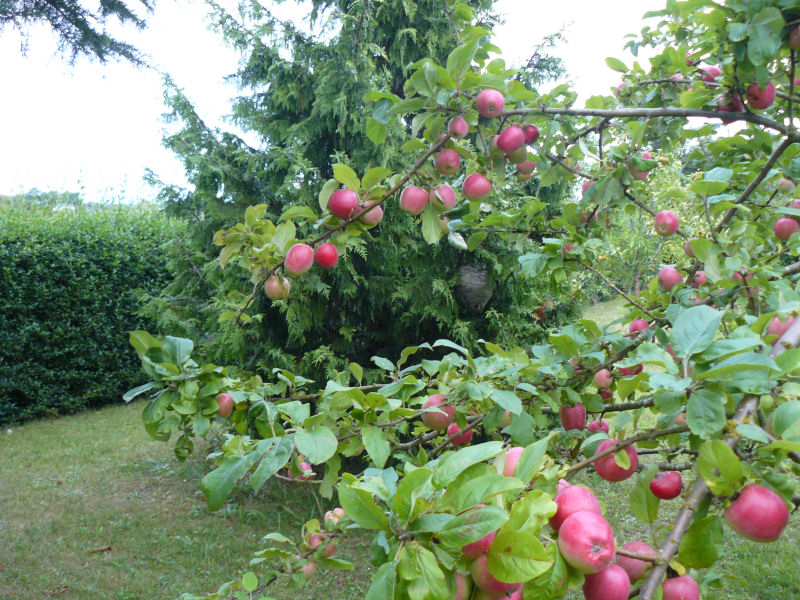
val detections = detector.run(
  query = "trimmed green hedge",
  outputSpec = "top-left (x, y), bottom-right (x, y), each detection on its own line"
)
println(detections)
top-left (0, 203), bottom-right (178, 423)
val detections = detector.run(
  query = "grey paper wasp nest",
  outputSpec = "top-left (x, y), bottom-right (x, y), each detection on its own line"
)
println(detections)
top-left (456, 264), bottom-right (494, 314)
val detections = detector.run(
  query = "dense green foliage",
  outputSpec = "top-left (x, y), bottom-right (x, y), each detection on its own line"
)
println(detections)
top-left (142, 0), bottom-right (574, 383)
top-left (0, 0), bottom-right (152, 63)
top-left (0, 203), bottom-right (177, 423)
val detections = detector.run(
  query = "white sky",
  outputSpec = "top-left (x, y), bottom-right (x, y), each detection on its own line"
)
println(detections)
top-left (0, 0), bottom-right (664, 202)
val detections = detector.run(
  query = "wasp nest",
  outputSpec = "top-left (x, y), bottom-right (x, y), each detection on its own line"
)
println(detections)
top-left (456, 264), bottom-right (494, 314)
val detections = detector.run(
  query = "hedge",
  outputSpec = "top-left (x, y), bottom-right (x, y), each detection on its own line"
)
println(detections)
top-left (0, 202), bottom-right (179, 423)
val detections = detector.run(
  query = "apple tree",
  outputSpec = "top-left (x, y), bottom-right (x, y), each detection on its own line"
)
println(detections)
top-left (128, 1), bottom-right (800, 599)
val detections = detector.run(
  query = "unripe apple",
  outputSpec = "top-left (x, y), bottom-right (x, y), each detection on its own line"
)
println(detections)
top-left (594, 439), bottom-right (638, 482)
top-left (630, 319), bottom-right (649, 334)
top-left (447, 115), bottom-right (469, 139)
top-left (587, 419), bottom-right (609, 434)
top-left (618, 364), bottom-right (643, 376)
top-left (774, 217), bottom-right (799, 240)
top-left (593, 369), bottom-right (612, 389)
top-left (215, 392), bottom-right (234, 418)
top-left (284, 243), bottom-right (315, 276)
top-left (630, 151), bottom-right (652, 180)
top-left (674, 411), bottom-right (687, 425)
top-left (264, 274), bottom-right (290, 300)
top-left (700, 65), bottom-right (721, 82)
top-left (724, 483), bottom-right (790, 542)
top-left (446, 422), bottom-right (473, 445)
top-left (746, 81), bottom-right (776, 110)
top-left (300, 560), bottom-right (317, 579)
top-left (430, 184), bottom-right (457, 211)
top-left (298, 461), bottom-right (313, 480)
top-left (616, 541), bottom-right (655, 582)
top-left (778, 177), bottom-right (796, 194)
top-left (649, 471), bottom-right (682, 499)
top-left (488, 135), bottom-right (504, 159)
top-left (661, 574), bottom-right (700, 600)
top-left (503, 446), bottom-right (525, 477)
top-left (421, 394), bottom-right (455, 430)
top-left (358, 201), bottom-right (384, 226)
top-left (549, 484), bottom-right (602, 531)
top-left (475, 88), bottom-right (505, 118)
top-left (462, 531), bottom-right (496, 558)
top-left (438, 215), bottom-right (450, 233)
top-left (768, 315), bottom-right (795, 340)
top-left (314, 243), bottom-right (339, 268)
top-left (718, 94), bottom-right (745, 123)
top-left (557, 510), bottom-right (616, 573)
top-left (657, 266), bottom-right (683, 290)
top-left (309, 533), bottom-right (324, 549)
top-left (328, 189), bottom-right (359, 219)
top-left (505, 145), bottom-right (528, 164)
top-left (523, 124), bottom-right (540, 144)
top-left (654, 210), bottom-right (679, 235)
top-left (496, 125), bottom-right (525, 153)
top-left (399, 185), bottom-right (429, 215)
top-left (453, 572), bottom-right (471, 600)
top-left (559, 403), bottom-right (587, 431)
top-left (516, 161), bottom-right (537, 175)
top-left (516, 171), bottom-right (532, 182)
top-left (463, 173), bottom-right (492, 201)
top-left (583, 564), bottom-right (630, 600)
top-left (435, 149), bottom-right (461, 175)
top-left (332, 507), bottom-right (345, 520)
top-left (791, 26), bottom-right (800, 50)
top-left (324, 509), bottom-right (339, 525)
top-left (470, 554), bottom-right (520, 596)
top-left (692, 270), bottom-right (707, 288)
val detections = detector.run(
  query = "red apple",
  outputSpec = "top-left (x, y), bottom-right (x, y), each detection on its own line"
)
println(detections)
top-left (462, 531), bottom-right (496, 558)
top-left (658, 266), bottom-right (683, 290)
top-left (718, 94), bottom-right (745, 123)
top-left (475, 89), bottom-right (505, 118)
top-left (561, 242), bottom-right (575, 255)
top-left (447, 116), bottom-right (469, 139)
top-left (661, 574), bottom-right (700, 600)
top-left (300, 560), bottom-right (316, 579)
top-left (523, 125), bottom-right (540, 143)
top-left (463, 173), bottom-right (492, 201)
top-left (328, 189), bottom-right (359, 219)
top-left (724, 483), bottom-right (790, 542)
top-left (557, 510), bottom-right (616, 574)
top-left (516, 161), bottom-right (537, 175)
top-left (599, 389), bottom-right (613, 400)
top-left (496, 125), bottom-right (525, 153)
top-left (649, 471), bottom-right (683, 499)
top-left (616, 541), bottom-right (655, 583)
top-left (358, 201), bottom-right (384, 226)
top-left (447, 422), bottom-right (473, 445)
top-left (503, 446), bottom-right (525, 477)
top-left (431, 184), bottom-right (457, 211)
top-left (594, 440), bottom-right (638, 482)
top-left (264, 275), bottom-right (290, 300)
top-left (768, 315), bottom-right (795, 340)
top-left (630, 152), bottom-right (652, 180)
top-left (309, 533), bottom-right (323, 549)
top-left (684, 238), bottom-right (696, 257)
top-left (593, 369), bottom-right (612, 389)
top-left (314, 243), bottom-right (339, 268)
top-left (654, 210), bottom-right (679, 235)
top-left (583, 564), bottom-right (630, 600)
top-left (560, 403), bottom-right (587, 431)
top-left (629, 319), bottom-right (649, 334)
top-left (616, 83), bottom-right (627, 97)
top-left (588, 419), bottom-right (609, 434)
top-left (469, 554), bottom-right (521, 596)
top-left (435, 149), bottom-right (461, 175)
top-left (618, 364), bottom-right (643, 376)
top-left (746, 81), bottom-right (776, 110)
top-left (215, 392), bottom-right (234, 418)
top-left (774, 217), bottom-right (799, 240)
top-left (284, 243), bottom-right (315, 276)
top-left (700, 65), bottom-right (721, 82)
top-left (421, 394), bottom-right (455, 430)
top-left (778, 178), bottom-right (796, 194)
top-left (399, 185), bottom-right (429, 215)
top-left (453, 572), bottom-right (471, 600)
top-left (549, 484), bottom-right (602, 531)
top-left (691, 271), bottom-right (706, 288)
top-left (298, 461), bottom-right (314, 480)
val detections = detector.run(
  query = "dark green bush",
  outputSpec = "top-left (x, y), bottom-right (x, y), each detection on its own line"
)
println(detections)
top-left (0, 203), bottom-right (178, 423)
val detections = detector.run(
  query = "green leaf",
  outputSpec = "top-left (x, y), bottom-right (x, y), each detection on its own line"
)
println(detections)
top-left (251, 436), bottom-right (294, 491)
top-left (502, 490), bottom-right (557, 537)
top-left (605, 57), bottom-right (628, 72)
top-left (366, 562), bottom-right (396, 600)
top-left (394, 468), bottom-right (433, 522)
top-left (440, 472), bottom-right (524, 513)
top-left (362, 167), bottom-right (392, 190)
top-left (446, 39), bottom-right (479, 80)
top-left (514, 436), bottom-right (551, 483)
top-left (338, 474), bottom-right (390, 530)
top-left (366, 118), bottom-right (387, 145)
top-left (371, 356), bottom-right (395, 371)
top-left (518, 253), bottom-right (547, 278)
top-left (488, 531), bottom-right (552, 583)
top-left (490, 390), bottom-right (522, 415)
top-left (372, 98), bottom-right (393, 125)
top-left (630, 464), bottom-right (660, 523)
top-left (123, 381), bottom-right (156, 402)
top-left (679, 515), bottom-right (723, 568)
top-left (409, 545), bottom-right (449, 600)
top-left (129, 330), bottom-right (162, 356)
top-left (772, 400), bottom-right (800, 438)
top-left (280, 205), bottom-right (317, 222)
top-left (523, 543), bottom-right (570, 599)
top-left (433, 442), bottom-right (505, 488)
top-left (697, 440), bottom-right (743, 496)
top-left (687, 389), bottom-right (727, 439)
top-left (440, 505), bottom-right (509, 548)
top-left (421, 202), bottom-right (444, 245)
top-left (670, 306), bottom-right (722, 358)
top-left (162, 336), bottom-right (194, 364)
top-left (295, 426), bottom-right (338, 464)
top-left (200, 453), bottom-right (259, 511)
top-left (319, 179), bottom-right (338, 211)
top-left (696, 353), bottom-right (779, 381)
top-left (333, 163), bottom-right (360, 193)
top-left (241, 572), bottom-right (258, 592)
top-left (736, 423), bottom-right (769, 444)
top-left (747, 7), bottom-right (785, 66)
top-left (362, 426), bottom-right (391, 469)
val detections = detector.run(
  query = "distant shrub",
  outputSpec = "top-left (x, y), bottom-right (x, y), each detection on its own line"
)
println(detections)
top-left (0, 203), bottom-right (179, 423)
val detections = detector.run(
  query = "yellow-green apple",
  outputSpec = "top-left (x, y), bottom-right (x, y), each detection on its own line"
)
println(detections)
top-left (328, 189), bottom-right (359, 219)
top-left (549, 484), bottom-right (602, 531)
top-left (661, 574), bottom-right (699, 600)
top-left (285, 243), bottom-right (315, 275)
top-left (649, 471), bottom-right (682, 499)
top-left (594, 440), bottom-right (638, 482)
top-left (778, 178), bottom-right (796, 194)
top-left (314, 243), bottom-right (339, 268)
top-left (582, 564), bottom-right (630, 600)
top-left (215, 392), bottom-right (234, 417)
top-left (616, 541), bottom-right (655, 582)
top-left (400, 185), bottom-right (429, 215)
top-left (421, 394), bottom-right (455, 430)
top-left (557, 510), bottom-right (616, 573)
top-left (475, 89), bottom-right (505, 118)
top-left (264, 274), bottom-right (290, 300)
top-left (724, 483), bottom-right (790, 542)
top-left (505, 145), bottom-right (527, 164)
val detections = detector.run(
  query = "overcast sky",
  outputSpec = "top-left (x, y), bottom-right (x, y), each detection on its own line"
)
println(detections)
top-left (0, 0), bottom-right (664, 202)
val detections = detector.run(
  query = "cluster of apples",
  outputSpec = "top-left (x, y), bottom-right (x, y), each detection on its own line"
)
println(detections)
top-left (299, 507), bottom-right (346, 580)
top-left (420, 394), bottom-right (474, 445)
top-left (774, 177), bottom-right (800, 241)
